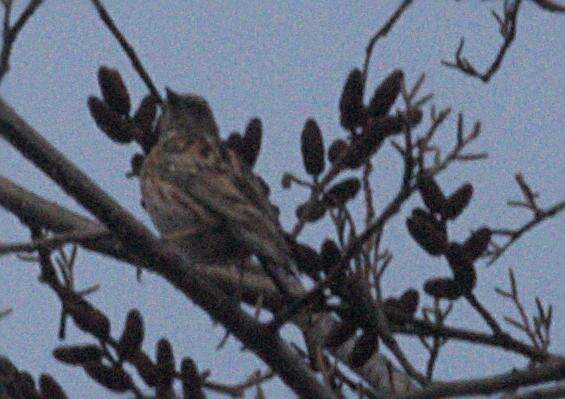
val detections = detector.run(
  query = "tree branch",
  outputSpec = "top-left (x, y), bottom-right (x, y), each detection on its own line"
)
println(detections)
top-left (0, 98), bottom-right (336, 399)
top-left (89, 0), bottom-right (162, 103)
top-left (0, 0), bottom-right (44, 83)
top-left (391, 359), bottom-right (565, 399)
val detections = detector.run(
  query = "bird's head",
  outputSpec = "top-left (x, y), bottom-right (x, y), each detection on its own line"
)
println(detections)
top-left (158, 88), bottom-right (220, 142)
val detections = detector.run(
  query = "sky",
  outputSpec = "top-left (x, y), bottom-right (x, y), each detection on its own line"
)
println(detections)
top-left (0, 1), bottom-right (563, 398)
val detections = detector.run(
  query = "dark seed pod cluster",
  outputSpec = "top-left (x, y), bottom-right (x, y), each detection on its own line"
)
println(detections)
top-left (181, 358), bottom-right (204, 399)
top-left (323, 178), bottom-right (360, 208)
top-left (424, 278), bottom-right (463, 300)
top-left (417, 175), bottom-right (446, 213)
top-left (241, 118), bottom-right (262, 168)
top-left (286, 236), bottom-right (323, 278)
top-left (368, 69), bottom-right (404, 117)
top-left (321, 239), bottom-right (341, 273)
top-left (98, 66), bottom-right (131, 116)
top-left (89, 67), bottom-right (161, 179)
top-left (296, 200), bottom-right (326, 223)
top-left (349, 330), bottom-right (379, 368)
top-left (62, 292), bottom-right (110, 340)
top-left (0, 357), bottom-right (67, 399)
top-left (406, 208), bottom-right (448, 256)
top-left (463, 227), bottom-right (492, 261)
top-left (301, 119), bottom-right (325, 176)
top-left (130, 352), bottom-right (159, 387)
top-left (156, 338), bottom-right (175, 395)
top-left (339, 68), bottom-right (365, 130)
top-left (40, 374), bottom-right (69, 399)
top-left (83, 363), bottom-right (133, 393)
top-left (88, 96), bottom-right (136, 144)
top-left (441, 183), bottom-right (473, 220)
top-left (53, 345), bottom-right (103, 365)
top-left (446, 243), bottom-right (477, 293)
top-left (328, 139), bottom-right (348, 164)
top-left (118, 309), bottom-right (145, 361)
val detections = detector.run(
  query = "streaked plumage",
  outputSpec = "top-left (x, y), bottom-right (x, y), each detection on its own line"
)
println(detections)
top-left (140, 90), bottom-right (293, 274)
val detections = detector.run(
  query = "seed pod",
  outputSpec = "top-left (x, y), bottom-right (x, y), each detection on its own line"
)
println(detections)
top-left (406, 208), bottom-right (448, 256)
top-left (133, 95), bottom-right (157, 136)
top-left (127, 153), bottom-right (145, 178)
top-left (398, 289), bottom-right (419, 315)
top-left (281, 172), bottom-right (292, 189)
top-left (368, 70), bottom-right (403, 117)
top-left (12, 371), bottom-right (40, 399)
top-left (463, 227), bottom-right (492, 261)
top-left (225, 132), bottom-right (244, 158)
top-left (83, 362), bottom-right (132, 393)
top-left (349, 331), bottom-right (379, 368)
top-left (301, 119), bottom-right (325, 176)
top-left (156, 338), bottom-right (175, 390)
top-left (446, 243), bottom-right (477, 293)
top-left (339, 68), bottom-right (365, 130)
top-left (181, 358), bottom-right (204, 399)
top-left (286, 237), bottom-right (322, 276)
top-left (130, 352), bottom-right (159, 387)
top-left (53, 345), bottom-right (103, 365)
top-left (320, 239), bottom-right (341, 273)
top-left (323, 178), bottom-right (360, 207)
top-left (324, 322), bottom-right (357, 348)
top-left (296, 200), bottom-right (326, 223)
top-left (39, 374), bottom-right (68, 399)
top-left (118, 309), bottom-right (144, 360)
top-left (328, 139), bottom-right (348, 164)
top-left (441, 183), bottom-right (473, 220)
top-left (0, 356), bottom-right (17, 385)
top-left (424, 278), bottom-right (463, 300)
top-left (98, 66), bottom-right (131, 116)
top-left (371, 109), bottom-right (423, 138)
top-left (88, 96), bottom-right (134, 144)
top-left (63, 292), bottom-right (110, 340)
top-left (342, 128), bottom-right (385, 168)
top-left (418, 175), bottom-right (446, 213)
top-left (241, 118), bottom-right (262, 168)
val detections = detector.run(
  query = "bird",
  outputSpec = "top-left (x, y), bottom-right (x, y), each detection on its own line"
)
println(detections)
top-left (139, 89), bottom-right (296, 281)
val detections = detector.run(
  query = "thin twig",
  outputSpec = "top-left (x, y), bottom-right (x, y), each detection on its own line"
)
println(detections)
top-left (488, 174), bottom-right (564, 266)
top-left (0, 229), bottom-right (109, 256)
top-left (442, 0), bottom-right (522, 82)
top-left (362, 0), bottom-right (414, 84)
top-left (0, 0), bottom-right (44, 83)
top-left (465, 292), bottom-right (504, 336)
top-left (89, 0), bottom-right (162, 103)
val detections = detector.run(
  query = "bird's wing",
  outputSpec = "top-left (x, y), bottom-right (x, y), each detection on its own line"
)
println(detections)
top-left (161, 144), bottom-right (292, 270)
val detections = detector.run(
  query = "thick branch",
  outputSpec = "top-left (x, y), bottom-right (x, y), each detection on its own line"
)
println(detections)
top-left (0, 98), bottom-right (336, 399)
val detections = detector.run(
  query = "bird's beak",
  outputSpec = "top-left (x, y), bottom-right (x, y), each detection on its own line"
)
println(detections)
top-left (165, 87), bottom-right (181, 107)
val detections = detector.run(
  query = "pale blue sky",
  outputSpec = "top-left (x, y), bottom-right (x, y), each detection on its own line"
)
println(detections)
top-left (0, 2), bottom-right (563, 398)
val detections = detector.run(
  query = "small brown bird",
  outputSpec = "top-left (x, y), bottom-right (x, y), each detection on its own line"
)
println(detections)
top-left (140, 89), bottom-right (295, 278)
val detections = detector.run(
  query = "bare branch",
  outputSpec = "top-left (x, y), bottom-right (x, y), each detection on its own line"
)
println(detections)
top-left (89, 0), bottom-right (162, 103)
top-left (391, 359), bottom-right (565, 399)
top-left (362, 0), bottom-right (414, 85)
top-left (0, 98), bottom-right (337, 399)
top-left (488, 174), bottom-right (564, 265)
top-left (0, 0), bottom-right (44, 83)
top-left (442, 0), bottom-right (522, 82)
top-left (531, 0), bottom-right (565, 12)
top-left (0, 229), bottom-right (108, 256)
